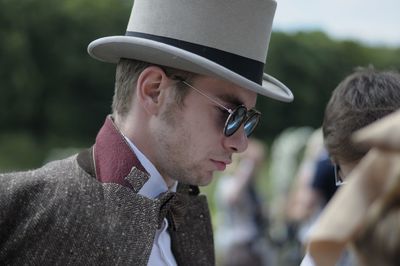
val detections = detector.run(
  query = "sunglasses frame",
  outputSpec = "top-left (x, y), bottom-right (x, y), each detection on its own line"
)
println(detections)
top-left (334, 164), bottom-right (347, 186)
top-left (176, 79), bottom-right (261, 137)
top-left (223, 105), bottom-right (261, 137)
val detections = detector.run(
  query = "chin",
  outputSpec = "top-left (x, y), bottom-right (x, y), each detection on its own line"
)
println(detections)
top-left (197, 173), bottom-right (215, 186)
top-left (179, 171), bottom-right (214, 186)
top-left (197, 180), bottom-right (212, 187)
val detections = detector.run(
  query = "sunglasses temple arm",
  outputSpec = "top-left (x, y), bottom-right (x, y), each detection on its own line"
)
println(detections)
top-left (181, 81), bottom-right (233, 114)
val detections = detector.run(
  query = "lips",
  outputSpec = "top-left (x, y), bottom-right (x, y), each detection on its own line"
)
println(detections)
top-left (211, 159), bottom-right (231, 171)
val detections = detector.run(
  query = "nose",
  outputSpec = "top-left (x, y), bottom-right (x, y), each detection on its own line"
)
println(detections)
top-left (222, 125), bottom-right (248, 153)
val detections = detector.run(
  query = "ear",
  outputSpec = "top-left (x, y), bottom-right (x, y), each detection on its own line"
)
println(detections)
top-left (136, 66), bottom-right (171, 115)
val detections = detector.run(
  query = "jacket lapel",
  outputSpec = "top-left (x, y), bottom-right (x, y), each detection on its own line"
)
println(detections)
top-left (77, 115), bottom-right (149, 192)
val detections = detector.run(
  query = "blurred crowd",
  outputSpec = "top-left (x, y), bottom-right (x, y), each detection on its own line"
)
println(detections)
top-left (213, 128), bottom-right (332, 266)
top-left (213, 67), bottom-right (400, 266)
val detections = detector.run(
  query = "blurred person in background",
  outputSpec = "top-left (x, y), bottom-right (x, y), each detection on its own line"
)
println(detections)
top-left (307, 108), bottom-right (400, 266)
top-left (214, 139), bottom-right (273, 266)
top-left (0, 0), bottom-right (293, 265)
top-left (262, 126), bottom-right (314, 265)
top-left (286, 128), bottom-right (337, 253)
top-left (300, 66), bottom-right (400, 265)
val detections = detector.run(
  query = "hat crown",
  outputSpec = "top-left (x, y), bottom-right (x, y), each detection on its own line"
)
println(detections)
top-left (87, 0), bottom-right (293, 102)
top-left (127, 0), bottom-right (276, 63)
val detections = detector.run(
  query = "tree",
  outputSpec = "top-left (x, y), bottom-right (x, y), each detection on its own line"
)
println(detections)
top-left (0, 1), bottom-right (399, 170)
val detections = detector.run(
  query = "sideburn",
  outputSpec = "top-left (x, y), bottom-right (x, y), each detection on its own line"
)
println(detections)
top-left (160, 97), bottom-right (182, 127)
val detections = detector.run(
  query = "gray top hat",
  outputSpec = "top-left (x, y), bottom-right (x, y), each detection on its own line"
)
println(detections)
top-left (88, 0), bottom-right (293, 102)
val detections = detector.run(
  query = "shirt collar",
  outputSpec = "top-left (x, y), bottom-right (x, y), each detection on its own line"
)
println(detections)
top-left (124, 136), bottom-right (177, 198)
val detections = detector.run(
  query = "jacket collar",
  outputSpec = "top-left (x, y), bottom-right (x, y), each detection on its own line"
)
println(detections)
top-left (78, 116), bottom-right (148, 192)
top-left (77, 115), bottom-right (200, 196)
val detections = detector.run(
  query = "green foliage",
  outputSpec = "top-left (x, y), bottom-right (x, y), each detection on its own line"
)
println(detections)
top-left (0, 131), bottom-right (43, 171)
top-left (254, 31), bottom-right (400, 142)
top-left (0, 0), bottom-right (399, 170)
top-left (0, 0), bottom-right (131, 170)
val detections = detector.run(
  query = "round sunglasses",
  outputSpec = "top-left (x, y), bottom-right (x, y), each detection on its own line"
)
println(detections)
top-left (223, 105), bottom-right (261, 137)
top-left (178, 79), bottom-right (261, 137)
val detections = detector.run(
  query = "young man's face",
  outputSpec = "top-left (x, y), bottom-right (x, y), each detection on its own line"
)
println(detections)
top-left (152, 75), bottom-right (258, 186)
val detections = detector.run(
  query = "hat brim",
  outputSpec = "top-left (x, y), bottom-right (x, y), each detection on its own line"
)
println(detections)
top-left (88, 36), bottom-right (293, 102)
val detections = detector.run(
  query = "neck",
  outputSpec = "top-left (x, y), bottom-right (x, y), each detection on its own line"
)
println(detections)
top-left (117, 113), bottom-right (177, 189)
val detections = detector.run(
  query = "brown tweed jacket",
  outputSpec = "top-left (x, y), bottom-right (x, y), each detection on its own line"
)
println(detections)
top-left (0, 117), bottom-right (215, 265)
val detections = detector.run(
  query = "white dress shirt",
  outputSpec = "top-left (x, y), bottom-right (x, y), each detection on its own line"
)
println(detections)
top-left (124, 137), bottom-right (178, 266)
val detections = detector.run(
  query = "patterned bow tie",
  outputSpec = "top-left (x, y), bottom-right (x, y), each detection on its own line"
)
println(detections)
top-left (157, 192), bottom-right (188, 231)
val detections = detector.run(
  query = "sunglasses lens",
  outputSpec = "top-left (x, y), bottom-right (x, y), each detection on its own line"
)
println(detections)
top-left (244, 112), bottom-right (260, 137)
top-left (224, 106), bottom-right (247, 136)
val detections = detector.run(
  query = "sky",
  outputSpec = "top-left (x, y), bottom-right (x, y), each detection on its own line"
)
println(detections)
top-left (273, 0), bottom-right (400, 47)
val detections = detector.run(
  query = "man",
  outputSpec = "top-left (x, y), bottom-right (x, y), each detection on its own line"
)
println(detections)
top-left (300, 67), bottom-right (400, 265)
top-left (0, 0), bottom-right (293, 265)
top-left (307, 110), bottom-right (400, 266)
top-left (322, 67), bottom-right (400, 184)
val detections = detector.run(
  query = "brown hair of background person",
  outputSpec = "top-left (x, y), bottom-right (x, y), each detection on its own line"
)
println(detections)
top-left (323, 66), bottom-right (400, 178)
